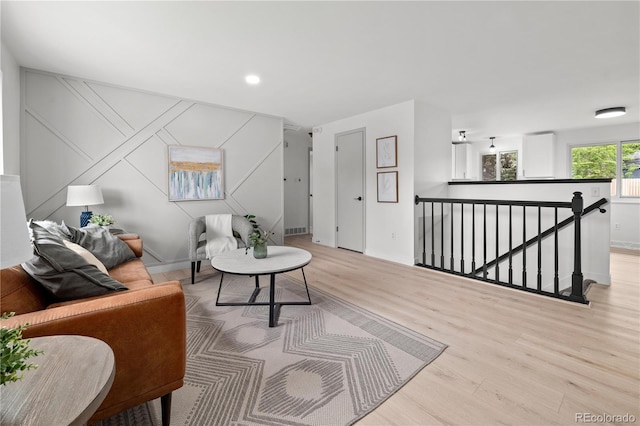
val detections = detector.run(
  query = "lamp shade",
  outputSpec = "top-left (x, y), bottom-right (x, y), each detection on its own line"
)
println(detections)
top-left (0, 175), bottom-right (33, 268)
top-left (66, 185), bottom-right (104, 207)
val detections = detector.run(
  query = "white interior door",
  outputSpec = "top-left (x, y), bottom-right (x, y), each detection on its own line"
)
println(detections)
top-left (336, 129), bottom-right (364, 252)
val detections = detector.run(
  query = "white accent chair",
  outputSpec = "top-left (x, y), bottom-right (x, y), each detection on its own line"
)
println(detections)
top-left (187, 215), bottom-right (254, 284)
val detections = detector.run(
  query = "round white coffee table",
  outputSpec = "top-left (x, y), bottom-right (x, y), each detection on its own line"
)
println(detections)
top-left (211, 246), bottom-right (312, 327)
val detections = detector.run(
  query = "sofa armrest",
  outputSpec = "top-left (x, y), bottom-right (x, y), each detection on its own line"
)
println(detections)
top-left (4, 281), bottom-right (186, 420)
top-left (118, 234), bottom-right (143, 258)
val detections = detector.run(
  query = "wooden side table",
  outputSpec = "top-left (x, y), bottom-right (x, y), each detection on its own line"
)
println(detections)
top-left (0, 335), bottom-right (115, 426)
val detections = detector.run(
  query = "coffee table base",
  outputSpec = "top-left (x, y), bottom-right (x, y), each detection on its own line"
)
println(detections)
top-left (215, 268), bottom-right (312, 327)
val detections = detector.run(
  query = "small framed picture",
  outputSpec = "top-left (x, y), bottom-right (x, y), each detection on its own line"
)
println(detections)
top-left (376, 135), bottom-right (397, 168)
top-left (377, 171), bottom-right (398, 203)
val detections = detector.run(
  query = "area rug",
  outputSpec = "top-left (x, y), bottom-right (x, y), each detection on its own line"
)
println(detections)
top-left (98, 272), bottom-right (446, 426)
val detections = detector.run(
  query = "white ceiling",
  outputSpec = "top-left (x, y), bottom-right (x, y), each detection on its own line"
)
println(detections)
top-left (2, 1), bottom-right (639, 141)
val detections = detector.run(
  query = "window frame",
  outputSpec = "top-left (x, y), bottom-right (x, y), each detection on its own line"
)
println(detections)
top-left (568, 139), bottom-right (640, 200)
top-left (480, 150), bottom-right (519, 182)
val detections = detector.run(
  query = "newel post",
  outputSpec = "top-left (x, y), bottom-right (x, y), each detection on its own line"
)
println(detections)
top-left (570, 192), bottom-right (587, 304)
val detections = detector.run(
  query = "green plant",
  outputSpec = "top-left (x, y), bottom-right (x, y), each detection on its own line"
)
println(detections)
top-left (1, 312), bottom-right (43, 386)
top-left (243, 215), bottom-right (273, 253)
top-left (89, 214), bottom-right (115, 226)
top-left (244, 214), bottom-right (259, 231)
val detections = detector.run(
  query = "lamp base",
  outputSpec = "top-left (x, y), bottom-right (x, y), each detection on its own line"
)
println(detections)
top-left (80, 211), bottom-right (93, 227)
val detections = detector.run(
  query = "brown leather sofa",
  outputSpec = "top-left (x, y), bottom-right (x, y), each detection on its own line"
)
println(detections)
top-left (0, 234), bottom-right (186, 425)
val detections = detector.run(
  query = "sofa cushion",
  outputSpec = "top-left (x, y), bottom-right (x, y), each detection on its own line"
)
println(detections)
top-left (22, 221), bottom-right (128, 301)
top-left (108, 258), bottom-right (152, 286)
top-left (62, 240), bottom-right (109, 274)
top-left (63, 224), bottom-right (136, 269)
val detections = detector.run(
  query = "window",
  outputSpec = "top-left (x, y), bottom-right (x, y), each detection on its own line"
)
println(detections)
top-left (622, 141), bottom-right (640, 197)
top-left (499, 151), bottom-right (518, 181)
top-left (482, 154), bottom-right (496, 181)
top-left (481, 151), bottom-right (518, 181)
top-left (570, 140), bottom-right (640, 198)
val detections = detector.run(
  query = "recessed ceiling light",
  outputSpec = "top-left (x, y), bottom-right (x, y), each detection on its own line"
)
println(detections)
top-left (245, 74), bottom-right (260, 85)
top-left (595, 107), bottom-right (626, 119)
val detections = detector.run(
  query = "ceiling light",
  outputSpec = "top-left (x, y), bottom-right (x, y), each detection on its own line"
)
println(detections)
top-left (459, 131), bottom-right (466, 141)
top-left (245, 74), bottom-right (260, 85)
top-left (595, 107), bottom-right (626, 119)
top-left (489, 137), bottom-right (496, 153)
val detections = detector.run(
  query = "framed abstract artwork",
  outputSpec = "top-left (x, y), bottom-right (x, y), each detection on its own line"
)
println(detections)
top-left (168, 145), bottom-right (224, 201)
top-left (376, 135), bottom-right (397, 168)
top-left (377, 171), bottom-right (398, 203)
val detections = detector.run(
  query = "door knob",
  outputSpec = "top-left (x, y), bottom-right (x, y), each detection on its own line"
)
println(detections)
top-left (354, 196), bottom-right (362, 201)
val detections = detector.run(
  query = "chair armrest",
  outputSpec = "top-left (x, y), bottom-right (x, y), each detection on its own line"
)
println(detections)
top-left (6, 281), bottom-right (186, 417)
top-left (188, 218), bottom-right (206, 261)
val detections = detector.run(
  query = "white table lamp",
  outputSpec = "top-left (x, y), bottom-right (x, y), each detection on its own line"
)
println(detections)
top-left (0, 175), bottom-right (34, 268)
top-left (66, 185), bottom-right (104, 227)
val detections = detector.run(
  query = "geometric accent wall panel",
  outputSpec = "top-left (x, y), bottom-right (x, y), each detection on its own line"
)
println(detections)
top-left (125, 134), bottom-right (172, 196)
top-left (22, 68), bottom-right (284, 268)
top-left (85, 82), bottom-right (179, 131)
top-left (164, 103), bottom-right (254, 147)
top-left (25, 72), bottom-right (124, 160)
top-left (23, 113), bottom-right (89, 212)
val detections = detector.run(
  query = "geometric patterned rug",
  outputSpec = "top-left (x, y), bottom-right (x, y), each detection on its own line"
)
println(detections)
top-left (98, 272), bottom-right (446, 425)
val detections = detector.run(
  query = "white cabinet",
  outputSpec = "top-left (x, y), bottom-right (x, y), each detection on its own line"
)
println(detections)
top-left (523, 133), bottom-right (555, 178)
top-left (452, 143), bottom-right (470, 180)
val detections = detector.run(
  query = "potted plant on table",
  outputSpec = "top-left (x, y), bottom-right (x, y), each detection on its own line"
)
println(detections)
top-left (248, 229), bottom-right (273, 259)
top-left (243, 215), bottom-right (274, 259)
top-left (1, 313), bottom-right (43, 386)
top-left (88, 214), bottom-right (115, 227)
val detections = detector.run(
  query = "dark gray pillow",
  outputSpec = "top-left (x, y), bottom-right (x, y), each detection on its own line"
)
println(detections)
top-left (62, 224), bottom-right (136, 269)
top-left (22, 221), bottom-right (128, 301)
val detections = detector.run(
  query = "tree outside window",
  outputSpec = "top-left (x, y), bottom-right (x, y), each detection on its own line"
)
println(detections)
top-left (571, 141), bottom-right (640, 197)
top-left (482, 151), bottom-right (518, 181)
top-left (500, 151), bottom-right (518, 181)
top-left (482, 154), bottom-right (496, 181)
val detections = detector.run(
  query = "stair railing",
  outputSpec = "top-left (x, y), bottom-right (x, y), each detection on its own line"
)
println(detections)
top-left (414, 192), bottom-right (608, 304)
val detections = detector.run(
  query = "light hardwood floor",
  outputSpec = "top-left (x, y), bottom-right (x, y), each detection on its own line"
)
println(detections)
top-left (153, 236), bottom-right (640, 425)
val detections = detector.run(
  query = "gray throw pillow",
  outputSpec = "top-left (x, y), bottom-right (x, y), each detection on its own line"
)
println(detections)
top-left (22, 221), bottom-right (128, 301)
top-left (62, 224), bottom-right (136, 269)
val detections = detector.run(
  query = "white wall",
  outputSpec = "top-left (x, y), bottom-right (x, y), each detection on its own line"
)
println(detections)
top-left (554, 122), bottom-right (640, 250)
top-left (414, 101), bottom-right (453, 261)
top-left (283, 129), bottom-right (311, 234)
top-left (312, 99), bottom-right (451, 266)
top-left (21, 68), bottom-right (284, 271)
top-left (1, 42), bottom-right (20, 174)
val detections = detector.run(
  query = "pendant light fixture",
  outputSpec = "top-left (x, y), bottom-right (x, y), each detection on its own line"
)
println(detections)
top-left (489, 137), bottom-right (496, 153)
top-left (459, 131), bottom-right (466, 142)
top-left (595, 107), bottom-right (626, 119)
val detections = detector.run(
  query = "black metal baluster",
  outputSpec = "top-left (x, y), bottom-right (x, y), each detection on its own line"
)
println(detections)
top-left (495, 204), bottom-right (500, 282)
top-left (554, 207), bottom-right (559, 295)
top-left (422, 200), bottom-right (426, 265)
top-left (440, 202), bottom-right (444, 269)
top-left (537, 206), bottom-right (542, 291)
top-left (460, 203), bottom-right (465, 274)
top-left (483, 203), bottom-right (487, 279)
top-left (471, 203), bottom-right (476, 274)
top-left (431, 202), bottom-right (435, 266)
top-left (450, 202), bottom-right (455, 271)
top-left (522, 205), bottom-right (527, 288)
top-left (508, 205), bottom-right (513, 284)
